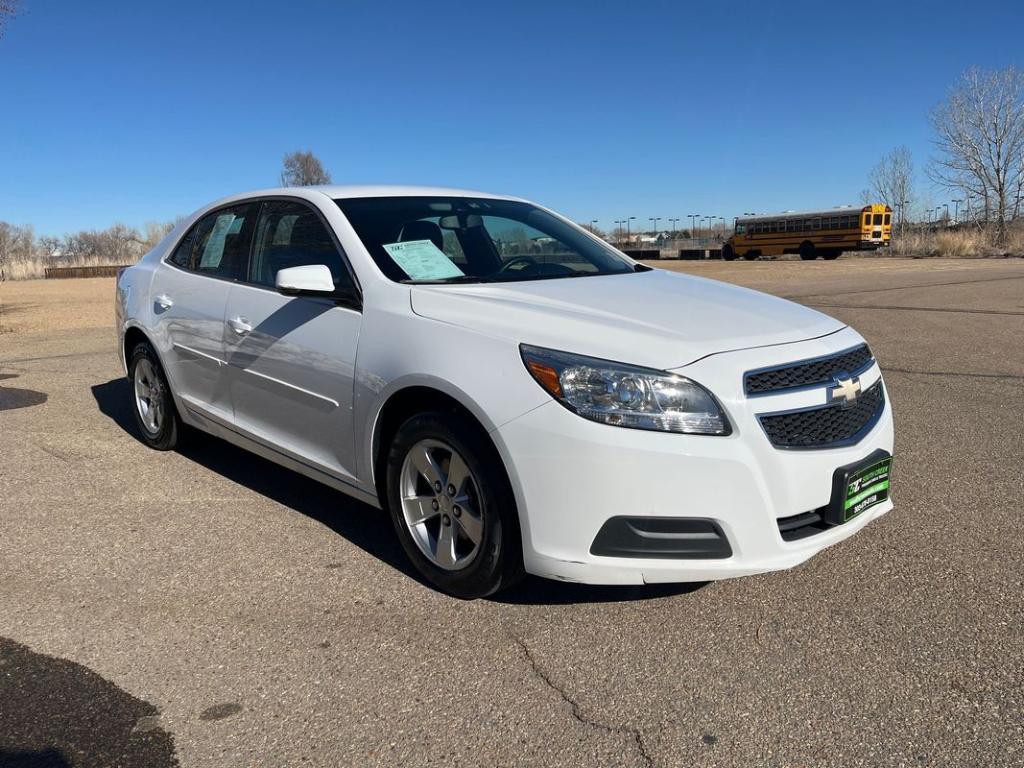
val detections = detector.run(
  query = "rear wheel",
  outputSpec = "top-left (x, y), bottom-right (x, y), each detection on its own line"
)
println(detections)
top-left (799, 241), bottom-right (816, 261)
top-left (128, 341), bottom-right (182, 450)
top-left (823, 249), bottom-right (842, 260)
top-left (743, 250), bottom-right (760, 261)
top-left (385, 411), bottom-right (523, 598)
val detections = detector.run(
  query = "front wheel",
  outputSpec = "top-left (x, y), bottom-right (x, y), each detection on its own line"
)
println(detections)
top-left (385, 412), bottom-right (524, 598)
top-left (721, 244), bottom-right (736, 261)
top-left (799, 241), bottom-right (816, 261)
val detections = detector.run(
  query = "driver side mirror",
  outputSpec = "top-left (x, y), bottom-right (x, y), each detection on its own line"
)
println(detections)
top-left (275, 264), bottom-right (336, 297)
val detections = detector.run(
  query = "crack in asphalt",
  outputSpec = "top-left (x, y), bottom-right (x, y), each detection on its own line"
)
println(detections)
top-left (512, 636), bottom-right (654, 768)
top-left (883, 367), bottom-right (1024, 382)
top-left (782, 273), bottom-right (1024, 300)
top-left (807, 303), bottom-right (1024, 316)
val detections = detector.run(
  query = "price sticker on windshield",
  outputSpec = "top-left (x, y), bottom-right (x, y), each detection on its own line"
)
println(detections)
top-left (382, 240), bottom-right (464, 281)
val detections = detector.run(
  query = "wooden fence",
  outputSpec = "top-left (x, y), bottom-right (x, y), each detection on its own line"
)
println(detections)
top-left (44, 265), bottom-right (131, 279)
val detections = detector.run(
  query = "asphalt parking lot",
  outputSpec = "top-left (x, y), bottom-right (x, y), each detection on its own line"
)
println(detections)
top-left (1, 258), bottom-right (1022, 767)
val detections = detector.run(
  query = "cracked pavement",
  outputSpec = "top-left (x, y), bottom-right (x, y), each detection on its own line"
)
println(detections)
top-left (1, 259), bottom-right (1022, 767)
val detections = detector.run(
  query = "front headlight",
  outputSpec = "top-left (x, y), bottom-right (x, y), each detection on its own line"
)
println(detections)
top-left (520, 345), bottom-right (731, 435)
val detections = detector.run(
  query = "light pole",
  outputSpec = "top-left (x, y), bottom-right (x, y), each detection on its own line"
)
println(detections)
top-left (689, 214), bottom-right (699, 237)
top-left (649, 217), bottom-right (661, 236)
top-left (952, 198), bottom-right (963, 225)
top-left (614, 220), bottom-right (624, 244)
top-left (942, 203), bottom-right (949, 223)
top-left (669, 217), bottom-right (679, 234)
top-left (590, 219), bottom-right (599, 233)
top-left (626, 216), bottom-right (635, 245)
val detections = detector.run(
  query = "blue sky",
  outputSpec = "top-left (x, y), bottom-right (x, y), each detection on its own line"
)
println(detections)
top-left (1, 0), bottom-right (1021, 235)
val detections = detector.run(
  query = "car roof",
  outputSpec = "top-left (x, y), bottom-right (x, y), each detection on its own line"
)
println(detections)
top-left (205, 185), bottom-right (528, 208)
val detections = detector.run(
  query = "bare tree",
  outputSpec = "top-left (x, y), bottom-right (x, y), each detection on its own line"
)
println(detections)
top-left (0, 222), bottom-right (35, 281)
top-left (0, 1), bottom-right (19, 40)
top-left (869, 145), bottom-right (915, 231)
top-left (929, 67), bottom-right (1024, 239)
top-left (280, 150), bottom-right (332, 187)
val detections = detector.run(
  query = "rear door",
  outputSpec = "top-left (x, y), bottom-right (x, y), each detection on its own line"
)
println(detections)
top-left (149, 202), bottom-right (258, 420)
top-left (223, 199), bottom-right (362, 482)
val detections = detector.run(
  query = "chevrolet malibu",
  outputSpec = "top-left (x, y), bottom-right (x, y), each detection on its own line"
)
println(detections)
top-left (115, 186), bottom-right (894, 597)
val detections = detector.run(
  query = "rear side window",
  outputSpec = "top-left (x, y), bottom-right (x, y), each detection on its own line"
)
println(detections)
top-left (168, 231), bottom-right (193, 268)
top-left (250, 200), bottom-right (355, 294)
top-left (170, 203), bottom-right (257, 279)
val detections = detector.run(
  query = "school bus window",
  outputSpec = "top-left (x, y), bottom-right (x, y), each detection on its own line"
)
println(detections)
top-left (873, 213), bottom-right (883, 225)
top-left (884, 213), bottom-right (891, 225)
top-left (863, 213), bottom-right (872, 226)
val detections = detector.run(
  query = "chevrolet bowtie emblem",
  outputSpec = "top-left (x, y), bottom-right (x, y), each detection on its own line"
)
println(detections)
top-left (829, 374), bottom-right (861, 407)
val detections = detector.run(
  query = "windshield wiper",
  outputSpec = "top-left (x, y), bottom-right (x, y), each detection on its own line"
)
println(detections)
top-left (399, 274), bottom-right (493, 284)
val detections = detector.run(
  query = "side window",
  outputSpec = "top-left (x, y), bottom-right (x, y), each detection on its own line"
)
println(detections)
top-left (168, 230), bottom-right (194, 268)
top-left (190, 203), bottom-right (257, 280)
top-left (250, 200), bottom-right (354, 294)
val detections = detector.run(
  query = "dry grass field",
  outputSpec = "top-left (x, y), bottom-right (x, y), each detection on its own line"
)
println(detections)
top-left (0, 276), bottom-right (114, 335)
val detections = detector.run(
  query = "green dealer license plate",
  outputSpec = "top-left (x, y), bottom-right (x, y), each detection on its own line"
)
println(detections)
top-left (825, 451), bottom-right (892, 525)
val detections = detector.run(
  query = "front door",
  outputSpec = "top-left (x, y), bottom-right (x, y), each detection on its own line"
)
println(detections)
top-left (223, 199), bottom-right (362, 483)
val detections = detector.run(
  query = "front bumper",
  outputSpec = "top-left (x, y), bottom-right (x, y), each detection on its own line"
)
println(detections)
top-left (493, 326), bottom-right (895, 585)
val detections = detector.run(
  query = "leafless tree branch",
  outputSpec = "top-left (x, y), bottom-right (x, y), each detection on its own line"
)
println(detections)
top-left (280, 150), bottom-right (332, 187)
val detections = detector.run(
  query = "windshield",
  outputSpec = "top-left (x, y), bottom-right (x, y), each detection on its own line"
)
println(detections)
top-left (335, 196), bottom-right (638, 284)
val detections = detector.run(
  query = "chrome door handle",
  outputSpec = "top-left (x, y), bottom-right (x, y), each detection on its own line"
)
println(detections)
top-left (227, 316), bottom-right (252, 335)
top-left (155, 294), bottom-right (173, 310)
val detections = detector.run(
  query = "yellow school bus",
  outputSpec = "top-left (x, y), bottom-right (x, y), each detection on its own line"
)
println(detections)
top-left (723, 204), bottom-right (892, 261)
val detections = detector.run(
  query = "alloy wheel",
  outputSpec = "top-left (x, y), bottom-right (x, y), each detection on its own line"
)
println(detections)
top-left (133, 358), bottom-right (163, 435)
top-left (399, 439), bottom-right (485, 571)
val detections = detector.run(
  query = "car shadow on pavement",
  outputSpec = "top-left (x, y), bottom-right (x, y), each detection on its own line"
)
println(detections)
top-left (492, 576), bottom-right (706, 605)
top-left (92, 377), bottom-right (708, 605)
top-left (90, 378), bottom-right (417, 583)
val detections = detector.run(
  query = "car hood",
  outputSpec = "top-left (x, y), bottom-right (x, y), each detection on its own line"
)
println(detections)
top-left (409, 268), bottom-right (845, 370)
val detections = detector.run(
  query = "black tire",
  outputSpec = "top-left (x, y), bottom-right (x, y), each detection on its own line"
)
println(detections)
top-left (721, 244), bottom-right (736, 261)
top-left (799, 241), bottom-right (816, 261)
top-left (823, 249), bottom-right (842, 260)
top-left (128, 341), bottom-right (182, 450)
top-left (385, 411), bottom-right (524, 598)
top-left (743, 250), bottom-right (759, 261)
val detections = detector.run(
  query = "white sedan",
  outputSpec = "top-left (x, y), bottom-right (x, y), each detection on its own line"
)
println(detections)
top-left (116, 186), bottom-right (894, 597)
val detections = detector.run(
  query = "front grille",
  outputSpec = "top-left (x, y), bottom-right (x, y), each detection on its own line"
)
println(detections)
top-left (745, 344), bottom-right (874, 395)
top-left (759, 380), bottom-right (885, 449)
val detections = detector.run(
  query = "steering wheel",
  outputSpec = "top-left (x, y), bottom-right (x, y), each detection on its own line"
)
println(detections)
top-left (498, 256), bottom-right (538, 273)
